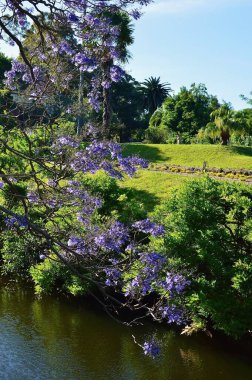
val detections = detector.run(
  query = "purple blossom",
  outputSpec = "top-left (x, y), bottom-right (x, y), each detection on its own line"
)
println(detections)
top-left (110, 65), bottom-right (124, 82)
top-left (47, 179), bottom-right (57, 187)
top-left (5, 215), bottom-right (28, 228)
top-left (118, 156), bottom-right (148, 177)
top-left (140, 252), bottom-right (166, 274)
top-left (74, 53), bottom-right (95, 67)
top-left (22, 72), bottom-right (33, 84)
top-left (68, 13), bottom-right (79, 23)
top-left (130, 9), bottom-right (142, 20)
top-left (67, 234), bottom-right (99, 256)
top-left (57, 136), bottom-right (79, 148)
top-left (133, 219), bottom-right (165, 236)
top-left (143, 340), bottom-right (160, 358)
top-left (100, 161), bottom-right (122, 179)
top-left (104, 268), bottom-right (121, 286)
top-left (71, 141), bottom-right (145, 179)
top-left (95, 221), bottom-right (129, 252)
top-left (46, 199), bottom-right (61, 209)
top-left (27, 192), bottom-right (39, 203)
top-left (58, 41), bottom-right (74, 55)
top-left (162, 272), bottom-right (190, 296)
top-left (17, 11), bottom-right (28, 27)
top-left (68, 236), bottom-right (82, 247)
top-left (125, 243), bottom-right (138, 252)
top-left (124, 276), bottom-right (141, 297)
top-left (102, 80), bottom-right (111, 89)
top-left (159, 304), bottom-right (184, 325)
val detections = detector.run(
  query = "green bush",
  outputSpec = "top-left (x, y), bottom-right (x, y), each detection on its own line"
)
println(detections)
top-left (79, 171), bottom-right (147, 222)
top-left (151, 177), bottom-right (252, 337)
top-left (1, 231), bottom-right (41, 275)
top-left (144, 126), bottom-right (170, 144)
top-left (30, 256), bottom-right (91, 296)
top-left (80, 171), bottom-right (120, 213)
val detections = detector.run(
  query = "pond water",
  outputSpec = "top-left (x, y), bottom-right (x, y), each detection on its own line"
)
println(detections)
top-left (0, 279), bottom-right (252, 380)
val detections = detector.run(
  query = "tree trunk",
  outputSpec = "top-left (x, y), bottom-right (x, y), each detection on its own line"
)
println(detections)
top-left (76, 5), bottom-right (87, 136)
top-left (220, 130), bottom-right (230, 145)
top-left (102, 64), bottom-right (112, 140)
top-left (77, 70), bottom-right (84, 136)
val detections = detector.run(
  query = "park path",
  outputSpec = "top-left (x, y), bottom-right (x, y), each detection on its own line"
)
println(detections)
top-left (148, 168), bottom-right (252, 185)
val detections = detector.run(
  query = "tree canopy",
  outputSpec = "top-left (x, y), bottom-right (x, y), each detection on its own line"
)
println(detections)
top-left (147, 83), bottom-right (220, 143)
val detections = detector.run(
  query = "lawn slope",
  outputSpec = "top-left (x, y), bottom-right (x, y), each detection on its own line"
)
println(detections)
top-left (123, 144), bottom-right (252, 170)
top-left (120, 171), bottom-right (186, 212)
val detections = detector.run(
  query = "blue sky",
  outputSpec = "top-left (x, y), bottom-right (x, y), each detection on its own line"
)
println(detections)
top-left (126, 0), bottom-right (252, 109)
top-left (1, 0), bottom-right (251, 109)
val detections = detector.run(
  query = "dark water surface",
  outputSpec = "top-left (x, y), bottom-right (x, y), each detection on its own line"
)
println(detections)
top-left (0, 280), bottom-right (252, 380)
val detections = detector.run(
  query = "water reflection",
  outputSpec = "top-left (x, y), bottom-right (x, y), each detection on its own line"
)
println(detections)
top-left (0, 280), bottom-right (252, 380)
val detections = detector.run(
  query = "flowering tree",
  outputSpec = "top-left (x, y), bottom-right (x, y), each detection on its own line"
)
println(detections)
top-left (0, 0), bottom-right (192, 358)
top-left (0, 124), bottom-right (191, 357)
top-left (1, 1), bottom-right (150, 128)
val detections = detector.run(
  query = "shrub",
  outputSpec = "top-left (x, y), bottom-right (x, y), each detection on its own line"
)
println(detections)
top-left (144, 126), bottom-right (170, 144)
top-left (150, 177), bottom-right (252, 337)
top-left (79, 171), bottom-right (120, 213)
top-left (79, 171), bottom-right (147, 222)
top-left (1, 231), bottom-right (41, 275)
top-left (30, 256), bottom-right (91, 296)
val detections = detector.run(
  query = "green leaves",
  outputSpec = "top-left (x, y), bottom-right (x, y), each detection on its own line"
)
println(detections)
top-left (151, 177), bottom-right (252, 337)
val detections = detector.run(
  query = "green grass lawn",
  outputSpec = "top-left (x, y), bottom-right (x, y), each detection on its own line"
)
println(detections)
top-left (122, 144), bottom-right (252, 170)
top-left (120, 170), bottom-right (187, 212)
top-left (120, 144), bottom-right (252, 212)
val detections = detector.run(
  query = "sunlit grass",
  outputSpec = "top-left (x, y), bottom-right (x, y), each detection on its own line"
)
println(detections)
top-left (123, 144), bottom-right (252, 170)
top-left (120, 170), bottom-right (187, 212)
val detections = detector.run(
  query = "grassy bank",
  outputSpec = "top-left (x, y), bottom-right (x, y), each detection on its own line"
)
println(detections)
top-left (120, 144), bottom-right (252, 213)
top-left (123, 144), bottom-right (252, 170)
top-left (120, 170), bottom-right (187, 212)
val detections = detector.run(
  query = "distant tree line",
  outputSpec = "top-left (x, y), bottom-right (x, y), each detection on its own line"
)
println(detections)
top-left (1, 49), bottom-right (252, 145)
top-left (147, 84), bottom-right (252, 145)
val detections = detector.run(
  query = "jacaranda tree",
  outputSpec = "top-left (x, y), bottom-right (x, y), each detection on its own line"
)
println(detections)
top-left (0, 0), bottom-right (193, 358)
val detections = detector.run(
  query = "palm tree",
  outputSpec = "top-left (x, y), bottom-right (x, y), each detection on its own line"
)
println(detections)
top-left (140, 77), bottom-right (173, 115)
top-left (209, 103), bottom-right (235, 145)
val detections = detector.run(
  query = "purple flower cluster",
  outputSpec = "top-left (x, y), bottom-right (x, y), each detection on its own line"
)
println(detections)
top-left (66, 183), bottom-right (103, 215)
top-left (94, 221), bottom-right (129, 252)
top-left (27, 191), bottom-right (39, 203)
top-left (159, 304), bottom-right (184, 325)
top-left (110, 65), bottom-right (124, 82)
top-left (70, 141), bottom-right (148, 179)
top-left (56, 136), bottom-right (79, 148)
top-left (133, 219), bottom-right (165, 236)
top-left (118, 156), bottom-right (148, 177)
top-left (67, 220), bottom-right (129, 256)
top-left (124, 252), bottom-right (167, 298)
top-left (104, 268), bottom-right (121, 287)
top-left (67, 234), bottom-right (99, 256)
top-left (5, 215), bottom-right (28, 228)
top-left (140, 252), bottom-right (167, 273)
top-left (162, 272), bottom-right (190, 297)
top-left (4, 60), bottom-right (44, 90)
top-left (124, 276), bottom-right (143, 297)
top-left (143, 340), bottom-right (160, 358)
top-left (47, 179), bottom-right (57, 187)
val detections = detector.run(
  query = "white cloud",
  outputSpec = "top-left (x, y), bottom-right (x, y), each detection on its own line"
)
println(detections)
top-left (145, 0), bottom-right (242, 14)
